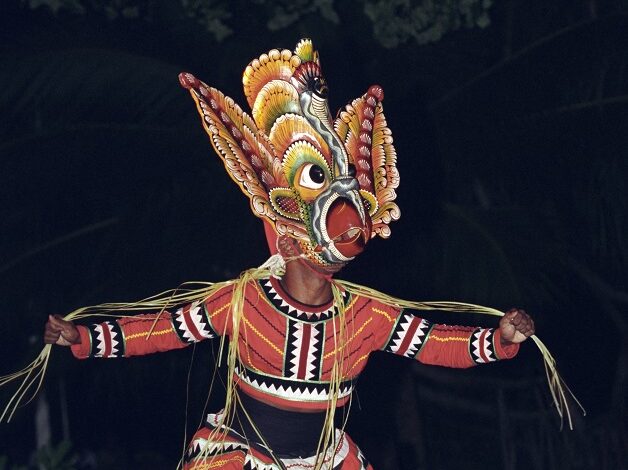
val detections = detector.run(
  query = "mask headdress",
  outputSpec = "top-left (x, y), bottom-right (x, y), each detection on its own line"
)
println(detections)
top-left (179, 39), bottom-right (400, 271)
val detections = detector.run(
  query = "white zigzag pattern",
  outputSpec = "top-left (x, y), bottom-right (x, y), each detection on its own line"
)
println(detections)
top-left (94, 324), bottom-right (105, 357)
top-left (279, 429), bottom-right (350, 469)
top-left (199, 408), bottom-right (350, 469)
top-left (390, 314), bottom-right (413, 353)
top-left (174, 307), bottom-right (196, 342)
top-left (107, 322), bottom-right (120, 357)
top-left (289, 324), bottom-right (304, 378)
top-left (237, 370), bottom-right (353, 401)
top-left (187, 437), bottom-right (247, 458)
top-left (288, 324), bottom-right (322, 380)
top-left (187, 427), bottom-right (349, 469)
top-left (265, 281), bottom-right (335, 319)
top-left (471, 329), bottom-right (495, 363)
top-left (483, 331), bottom-right (494, 361)
top-left (305, 326), bottom-right (321, 380)
top-left (188, 302), bottom-right (212, 339)
top-left (404, 319), bottom-right (430, 358)
top-left (244, 453), bottom-right (280, 470)
top-left (471, 332), bottom-right (483, 362)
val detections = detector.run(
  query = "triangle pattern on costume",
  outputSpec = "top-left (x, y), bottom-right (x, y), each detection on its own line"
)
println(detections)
top-left (173, 301), bottom-right (216, 343)
top-left (470, 328), bottom-right (497, 364)
top-left (94, 324), bottom-right (106, 357)
top-left (236, 365), bottom-right (353, 402)
top-left (284, 319), bottom-right (324, 381)
top-left (384, 312), bottom-right (431, 358)
top-left (261, 279), bottom-right (343, 322)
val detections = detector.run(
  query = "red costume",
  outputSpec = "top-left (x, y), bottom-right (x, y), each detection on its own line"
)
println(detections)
top-left (70, 277), bottom-right (518, 468)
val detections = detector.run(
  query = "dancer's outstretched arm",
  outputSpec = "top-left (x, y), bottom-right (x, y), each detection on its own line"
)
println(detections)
top-left (377, 307), bottom-right (534, 368)
top-left (43, 284), bottom-right (234, 359)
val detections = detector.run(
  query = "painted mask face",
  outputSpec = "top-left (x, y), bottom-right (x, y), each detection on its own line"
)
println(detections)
top-left (179, 39), bottom-right (399, 272)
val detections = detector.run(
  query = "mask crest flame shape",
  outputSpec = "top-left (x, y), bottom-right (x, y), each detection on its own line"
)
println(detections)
top-left (179, 39), bottom-right (400, 270)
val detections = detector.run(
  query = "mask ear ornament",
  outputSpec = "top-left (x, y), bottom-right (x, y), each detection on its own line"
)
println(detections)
top-left (335, 85), bottom-right (400, 239)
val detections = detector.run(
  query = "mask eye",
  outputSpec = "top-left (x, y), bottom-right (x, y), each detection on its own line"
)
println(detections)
top-left (299, 163), bottom-right (326, 190)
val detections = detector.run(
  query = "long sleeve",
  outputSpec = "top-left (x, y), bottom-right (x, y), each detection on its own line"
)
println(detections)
top-left (376, 308), bottom-right (519, 368)
top-left (71, 284), bottom-right (234, 359)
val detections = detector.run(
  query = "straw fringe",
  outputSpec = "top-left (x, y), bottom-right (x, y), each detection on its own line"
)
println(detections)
top-left (334, 279), bottom-right (586, 430)
top-left (2, 260), bottom-right (584, 457)
top-left (193, 263), bottom-right (287, 468)
top-left (194, 262), bottom-right (349, 470)
top-left (0, 279), bottom-right (236, 424)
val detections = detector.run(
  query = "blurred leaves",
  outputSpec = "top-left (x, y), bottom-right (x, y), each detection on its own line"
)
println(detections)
top-left (20, 0), bottom-right (495, 46)
top-left (35, 441), bottom-right (78, 470)
top-left (180, 0), bottom-right (232, 41)
top-left (0, 456), bottom-right (27, 470)
top-left (23, 0), bottom-right (85, 15)
top-left (23, 0), bottom-right (141, 19)
top-left (253, 0), bottom-right (340, 30)
top-left (0, 441), bottom-right (77, 470)
top-left (363, 0), bottom-right (493, 47)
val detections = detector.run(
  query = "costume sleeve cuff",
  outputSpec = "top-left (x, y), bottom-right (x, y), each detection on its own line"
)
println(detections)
top-left (493, 329), bottom-right (520, 360)
top-left (70, 326), bottom-right (92, 359)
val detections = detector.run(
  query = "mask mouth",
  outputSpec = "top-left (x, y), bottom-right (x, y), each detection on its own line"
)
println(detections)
top-left (331, 227), bottom-right (368, 259)
top-left (323, 198), bottom-right (371, 260)
top-left (310, 176), bottom-right (371, 264)
top-left (334, 227), bottom-right (364, 244)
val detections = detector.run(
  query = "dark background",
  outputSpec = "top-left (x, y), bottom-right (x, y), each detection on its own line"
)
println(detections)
top-left (1, 1), bottom-right (626, 469)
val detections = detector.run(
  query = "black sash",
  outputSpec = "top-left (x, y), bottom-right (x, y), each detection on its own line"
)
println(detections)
top-left (230, 392), bottom-right (327, 458)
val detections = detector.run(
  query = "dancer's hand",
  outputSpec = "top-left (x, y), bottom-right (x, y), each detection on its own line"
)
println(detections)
top-left (499, 308), bottom-right (535, 345)
top-left (44, 315), bottom-right (80, 346)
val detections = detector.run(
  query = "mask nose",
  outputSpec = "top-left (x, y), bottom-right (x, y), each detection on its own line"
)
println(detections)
top-left (325, 199), bottom-right (372, 258)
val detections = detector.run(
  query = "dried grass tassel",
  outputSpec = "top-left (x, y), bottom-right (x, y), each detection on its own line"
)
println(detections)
top-left (1, 280), bottom-right (234, 424)
top-left (334, 278), bottom-right (586, 430)
top-left (2, 257), bottom-right (585, 470)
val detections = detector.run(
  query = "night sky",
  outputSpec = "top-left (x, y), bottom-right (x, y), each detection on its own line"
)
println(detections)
top-left (1, 1), bottom-right (626, 469)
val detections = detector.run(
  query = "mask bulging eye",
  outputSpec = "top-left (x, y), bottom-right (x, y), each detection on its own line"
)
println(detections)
top-left (299, 163), bottom-right (326, 189)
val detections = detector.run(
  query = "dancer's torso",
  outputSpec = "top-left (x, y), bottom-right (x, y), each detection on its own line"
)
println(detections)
top-left (202, 277), bottom-right (399, 412)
